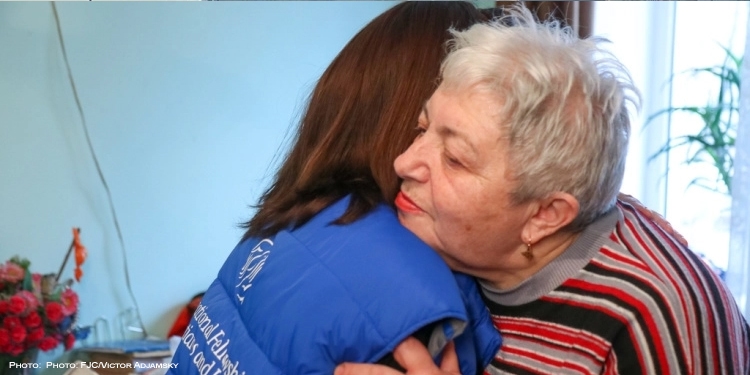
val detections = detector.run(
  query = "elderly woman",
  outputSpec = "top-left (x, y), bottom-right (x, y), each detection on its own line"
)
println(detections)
top-left (337, 6), bottom-right (750, 375)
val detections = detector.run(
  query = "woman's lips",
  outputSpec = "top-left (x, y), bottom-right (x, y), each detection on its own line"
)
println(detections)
top-left (395, 191), bottom-right (422, 214)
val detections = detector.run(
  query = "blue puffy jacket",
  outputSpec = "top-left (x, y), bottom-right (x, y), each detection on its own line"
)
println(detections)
top-left (169, 196), bottom-right (500, 375)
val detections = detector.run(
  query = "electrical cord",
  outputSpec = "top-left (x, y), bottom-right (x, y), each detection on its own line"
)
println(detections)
top-left (50, 2), bottom-right (149, 339)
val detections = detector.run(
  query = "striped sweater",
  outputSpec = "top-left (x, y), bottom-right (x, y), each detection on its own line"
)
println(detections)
top-left (481, 201), bottom-right (750, 375)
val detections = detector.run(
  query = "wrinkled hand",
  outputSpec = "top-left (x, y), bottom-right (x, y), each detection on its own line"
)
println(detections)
top-left (334, 337), bottom-right (461, 375)
top-left (618, 193), bottom-right (688, 247)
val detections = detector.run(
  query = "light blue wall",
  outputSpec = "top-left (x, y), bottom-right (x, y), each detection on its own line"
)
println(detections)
top-left (0, 0), bottom-right (397, 359)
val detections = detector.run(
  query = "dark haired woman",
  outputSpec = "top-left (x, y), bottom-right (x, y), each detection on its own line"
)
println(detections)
top-left (168, 3), bottom-right (499, 375)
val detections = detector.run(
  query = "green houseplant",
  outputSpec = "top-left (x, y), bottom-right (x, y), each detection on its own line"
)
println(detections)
top-left (647, 46), bottom-right (741, 195)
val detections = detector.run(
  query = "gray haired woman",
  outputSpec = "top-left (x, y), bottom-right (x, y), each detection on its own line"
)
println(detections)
top-left (337, 5), bottom-right (749, 375)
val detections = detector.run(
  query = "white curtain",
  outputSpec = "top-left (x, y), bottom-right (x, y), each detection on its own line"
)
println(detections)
top-left (726, 5), bottom-right (750, 316)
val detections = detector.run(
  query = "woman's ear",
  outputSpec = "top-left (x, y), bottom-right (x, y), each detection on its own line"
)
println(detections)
top-left (523, 192), bottom-right (579, 241)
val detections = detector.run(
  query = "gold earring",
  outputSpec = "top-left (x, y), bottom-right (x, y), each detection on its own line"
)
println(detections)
top-left (522, 241), bottom-right (533, 260)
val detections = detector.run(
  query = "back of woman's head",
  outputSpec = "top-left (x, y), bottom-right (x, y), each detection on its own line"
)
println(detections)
top-left (245, 1), bottom-right (485, 239)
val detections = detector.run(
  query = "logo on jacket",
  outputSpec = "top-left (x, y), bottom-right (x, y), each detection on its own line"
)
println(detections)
top-left (236, 238), bottom-right (273, 304)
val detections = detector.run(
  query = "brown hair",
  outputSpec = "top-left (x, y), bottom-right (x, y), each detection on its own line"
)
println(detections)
top-left (244, 1), bottom-right (486, 239)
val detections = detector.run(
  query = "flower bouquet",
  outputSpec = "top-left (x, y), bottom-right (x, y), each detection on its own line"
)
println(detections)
top-left (0, 228), bottom-right (88, 372)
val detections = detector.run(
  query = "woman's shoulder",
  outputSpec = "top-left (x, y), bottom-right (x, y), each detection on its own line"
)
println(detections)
top-left (220, 198), bottom-right (457, 295)
top-left (291, 198), bottom-right (433, 255)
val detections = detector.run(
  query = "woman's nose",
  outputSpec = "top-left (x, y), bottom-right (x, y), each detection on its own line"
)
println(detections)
top-left (394, 139), bottom-right (428, 183)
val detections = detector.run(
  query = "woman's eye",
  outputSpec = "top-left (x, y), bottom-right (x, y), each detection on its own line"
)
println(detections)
top-left (414, 125), bottom-right (427, 140)
top-left (444, 153), bottom-right (463, 168)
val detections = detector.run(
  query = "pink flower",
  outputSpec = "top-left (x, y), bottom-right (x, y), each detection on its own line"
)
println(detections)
top-left (7, 295), bottom-right (27, 315)
top-left (60, 288), bottom-right (79, 316)
top-left (22, 311), bottom-right (42, 328)
top-left (0, 300), bottom-right (8, 314)
top-left (0, 262), bottom-right (25, 283)
top-left (31, 273), bottom-right (42, 292)
top-left (38, 336), bottom-right (59, 351)
top-left (9, 325), bottom-right (26, 344)
top-left (44, 302), bottom-right (65, 324)
top-left (16, 290), bottom-right (39, 312)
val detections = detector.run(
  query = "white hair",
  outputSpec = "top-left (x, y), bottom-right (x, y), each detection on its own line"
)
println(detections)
top-left (440, 5), bottom-right (641, 230)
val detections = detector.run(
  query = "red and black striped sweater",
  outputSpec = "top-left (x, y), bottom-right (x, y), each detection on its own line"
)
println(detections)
top-left (482, 201), bottom-right (750, 375)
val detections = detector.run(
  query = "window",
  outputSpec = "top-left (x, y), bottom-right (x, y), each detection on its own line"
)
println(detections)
top-left (595, 2), bottom-right (748, 273)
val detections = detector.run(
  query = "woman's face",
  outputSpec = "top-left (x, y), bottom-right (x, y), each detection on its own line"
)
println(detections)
top-left (394, 85), bottom-right (530, 274)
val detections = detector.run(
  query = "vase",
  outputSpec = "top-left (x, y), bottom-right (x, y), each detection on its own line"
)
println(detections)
top-left (0, 349), bottom-right (39, 375)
